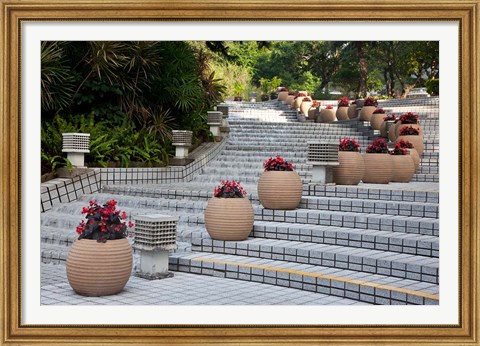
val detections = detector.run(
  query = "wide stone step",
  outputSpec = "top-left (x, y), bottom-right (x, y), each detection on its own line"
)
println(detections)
top-left (169, 252), bottom-right (439, 305)
top-left (190, 238), bottom-right (439, 284)
top-left (251, 221), bottom-right (438, 257)
top-left (412, 174), bottom-right (439, 182)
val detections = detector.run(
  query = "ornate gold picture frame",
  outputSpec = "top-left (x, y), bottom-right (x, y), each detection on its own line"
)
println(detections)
top-left (1, 0), bottom-right (478, 344)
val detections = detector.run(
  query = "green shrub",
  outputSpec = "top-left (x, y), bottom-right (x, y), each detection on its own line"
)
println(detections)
top-left (425, 79), bottom-right (439, 96)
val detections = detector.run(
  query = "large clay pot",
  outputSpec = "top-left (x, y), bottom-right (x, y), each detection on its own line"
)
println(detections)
top-left (362, 153), bottom-right (393, 184)
top-left (294, 97), bottom-right (310, 110)
top-left (389, 122), bottom-right (400, 142)
top-left (336, 106), bottom-right (349, 120)
top-left (319, 108), bottom-right (336, 123)
top-left (278, 91), bottom-right (289, 102)
top-left (300, 100), bottom-right (313, 117)
top-left (332, 151), bottom-right (365, 185)
top-left (307, 108), bottom-right (318, 120)
top-left (396, 135), bottom-right (424, 156)
top-left (204, 198), bottom-right (254, 241)
top-left (395, 123), bottom-right (423, 137)
top-left (66, 238), bottom-right (133, 296)
top-left (258, 171), bottom-right (302, 210)
top-left (379, 121), bottom-right (388, 137)
top-left (359, 106), bottom-right (376, 121)
top-left (286, 95), bottom-right (295, 107)
top-left (370, 113), bottom-right (386, 130)
top-left (347, 104), bottom-right (357, 119)
top-left (407, 148), bottom-right (420, 170)
top-left (391, 155), bottom-right (415, 182)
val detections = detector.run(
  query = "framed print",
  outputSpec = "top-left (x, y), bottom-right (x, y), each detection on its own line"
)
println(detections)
top-left (1, 0), bottom-right (479, 345)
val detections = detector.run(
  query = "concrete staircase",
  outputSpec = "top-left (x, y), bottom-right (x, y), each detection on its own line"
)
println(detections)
top-left (41, 98), bottom-right (440, 305)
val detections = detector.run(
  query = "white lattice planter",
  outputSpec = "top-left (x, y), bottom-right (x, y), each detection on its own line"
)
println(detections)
top-left (172, 130), bottom-right (192, 159)
top-left (207, 111), bottom-right (223, 136)
top-left (133, 214), bottom-right (178, 280)
top-left (307, 142), bottom-right (339, 184)
top-left (62, 133), bottom-right (90, 167)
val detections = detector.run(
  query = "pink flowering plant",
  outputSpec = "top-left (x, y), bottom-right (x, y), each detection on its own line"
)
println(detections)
top-left (363, 97), bottom-right (378, 107)
top-left (398, 112), bottom-right (419, 124)
top-left (264, 155), bottom-right (294, 171)
top-left (337, 96), bottom-right (349, 107)
top-left (366, 138), bottom-right (389, 153)
top-left (373, 108), bottom-right (386, 114)
top-left (390, 143), bottom-right (408, 155)
top-left (383, 113), bottom-right (397, 121)
top-left (396, 138), bottom-right (414, 149)
top-left (338, 137), bottom-right (360, 152)
top-left (399, 126), bottom-right (420, 136)
top-left (213, 180), bottom-right (247, 198)
top-left (76, 200), bottom-right (133, 243)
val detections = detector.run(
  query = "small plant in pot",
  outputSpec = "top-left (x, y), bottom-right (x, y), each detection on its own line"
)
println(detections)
top-left (362, 138), bottom-right (393, 184)
top-left (396, 138), bottom-right (420, 170)
top-left (319, 104), bottom-right (336, 123)
top-left (394, 112), bottom-right (422, 137)
top-left (332, 137), bottom-right (365, 185)
top-left (257, 155), bottom-right (302, 210)
top-left (381, 113), bottom-right (396, 138)
top-left (396, 126), bottom-right (424, 155)
top-left (359, 96), bottom-right (378, 121)
top-left (270, 76), bottom-right (282, 100)
top-left (286, 91), bottom-right (296, 106)
top-left (336, 96), bottom-right (350, 120)
top-left (233, 82), bottom-right (245, 101)
top-left (67, 200), bottom-right (134, 297)
top-left (308, 100), bottom-right (321, 120)
top-left (370, 108), bottom-right (386, 130)
top-left (390, 143), bottom-right (415, 182)
top-left (259, 77), bottom-right (271, 101)
top-left (300, 97), bottom-right (313, 117)
top-left (204, 180), bottom-right (254, 241)
top-left (293, 92), bottom-right (308, 110)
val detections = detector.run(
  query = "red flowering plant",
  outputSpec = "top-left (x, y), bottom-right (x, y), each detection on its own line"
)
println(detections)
top-left (302, 97), bottom-right (311, 102)
top-left (383, 113), bottom-right (397, 121)
top-left (311, 100), bottom-right (321, 108)
top-left (399, 126), bottom-right (420, 136)
top-left (337, 96), bottom-right (349, 107)
top-left (325, 105), bottom-right (334, 109)
top-left (213, 180), bottom-right (247, 198)
top-left (263, 155), bottom-right (294, 171)
top-left (396, 138), bottom-right (414, 149)
top-left (338, 137), bottom-right (360, 152)
top-left (363, 97), bottom-right (378, 107)
top-left (390, 143), bottom-right (408, 155)
top-left (373, 108), bottom-right (386, 114)
top-left (279, 87), bottom-right (288, 92)
top-left (294, 92), bottom-right (307, 99)
top-left (288, 91), bottom-right (296, 96)
top-left (76, 200), bottom-right (133, 243)
top-left (365, 138), bottom-right (389, 153)
top-left (398, 112), bottom-right (419, 124)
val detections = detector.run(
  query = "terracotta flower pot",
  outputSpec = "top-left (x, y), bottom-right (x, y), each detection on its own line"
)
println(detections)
top-left (348, 104), bottom-right (357, 119)
top-left (278, 91), bottom-right (289, 102)
top-left (395, 123), bottom-right (423, 137)
top-left (204, 197), bottom-right (254, 241)
top-left (396, 135), bottom-right (424, 156)
top-left (362, 153), bottom-right (393, 184)
top-left (308, 108), bottom-right (318, 120)
top-left (294, 97), bottom-right (308, 110)
top-left (300, 101), bottom-right (312, 116)
top-left (319, 108), bottom-right (336, 123)
top-left (286, 95), bottom-right (295, 107)
top-left (332, 151), bottom-right (365, 185)
top-left (389, 122), bottom-right (399, 142)
top-left (370, 113), bottom-right (386, 130)
top-left (359, 106), bottom-right (376, 121)
top-left (407, 148), bottom-right (420, 170)
top-left (391, 155), bottom-right (415, 182)
top-left (336, 106), bottom-right (349, 120)
top-left (258, 171), bottom-right (302, 210)
top-left (66, 238), bottom-right (133, 297)
top-left (379, 121), bottom-right (388, 137)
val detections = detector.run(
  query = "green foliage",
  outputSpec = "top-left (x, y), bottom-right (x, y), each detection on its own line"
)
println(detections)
top-left (425, 79), bottom-right (439, 95)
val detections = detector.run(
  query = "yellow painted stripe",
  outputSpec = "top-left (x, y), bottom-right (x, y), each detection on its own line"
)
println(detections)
top-left (192, 257), bottom-right (439, 301)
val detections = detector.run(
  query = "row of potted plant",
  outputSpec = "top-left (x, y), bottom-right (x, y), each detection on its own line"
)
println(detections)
top-left (204, 155), bottom-right (302, 241)
top-left (333, 137), bottom-right (419, 185)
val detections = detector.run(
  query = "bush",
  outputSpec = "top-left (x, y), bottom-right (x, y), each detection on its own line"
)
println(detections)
top-left (425, 79), bottom-right (439, 96)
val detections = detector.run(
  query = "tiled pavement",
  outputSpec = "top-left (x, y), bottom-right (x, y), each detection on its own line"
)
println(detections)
top-left (41, 263), bottom-right (369, 305)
